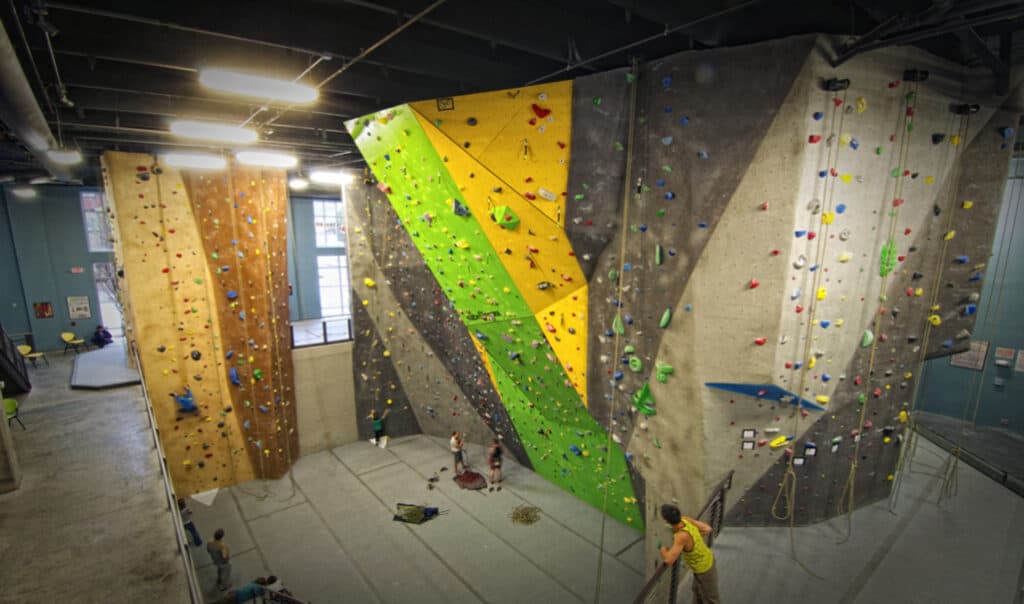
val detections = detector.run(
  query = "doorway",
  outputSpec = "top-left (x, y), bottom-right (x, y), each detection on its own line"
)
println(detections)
top-left (92, 261), bottom-right (123, 337)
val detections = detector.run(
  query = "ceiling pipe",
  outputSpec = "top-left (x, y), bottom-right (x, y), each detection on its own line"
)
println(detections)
top-left (0, 18), bottom-right (71, 180)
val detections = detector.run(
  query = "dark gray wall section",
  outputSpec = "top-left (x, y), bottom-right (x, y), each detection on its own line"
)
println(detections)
top-left (1, 185), bottom-right (112, 350)
top-left (727, 108), bottom-right (1018, 525)
top-left (346, 182), bottom-right (533, 467)
top-left (582, 36), bottom-right (817, 441)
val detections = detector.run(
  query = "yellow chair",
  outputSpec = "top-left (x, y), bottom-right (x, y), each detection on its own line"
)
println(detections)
top-left (4, 398), bottom-right (24, 430)
top-left (17, 344), bottom-right (48, 368)
top-left (61, 332), bottom-right (86, 354)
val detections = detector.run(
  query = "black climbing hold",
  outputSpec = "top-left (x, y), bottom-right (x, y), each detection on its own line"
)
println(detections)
top-left (157, 345), bottom-right (166, 353)
top-left (822, 78), bottom-right (850, 91)
top-left (931, 133), bottom-right (945, 145)
top-left (933, 205), bottom-right (942, 216)
top-left (952, 103), bottom-right (979, 115)
top-left (191, 350), bottom-right (202, 361)
top-left (912, 272), bottom-right (924, 280)
top-left (902, 69), bottom-right (928, 82)
top-left (467, 117), bottom-right (477, 126)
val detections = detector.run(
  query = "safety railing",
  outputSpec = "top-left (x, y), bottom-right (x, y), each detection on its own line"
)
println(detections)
top-left (132, 345), bottom-right (204, 603)
top-left (290, 316), bottom-right (353, 348)
top-left (0, 322), bottom-right (30, 393)
top-left (633, 470), bottom-right (734, 604)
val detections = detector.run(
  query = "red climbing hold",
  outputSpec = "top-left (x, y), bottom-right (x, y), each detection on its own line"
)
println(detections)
top-left (771, 249), bottom-right (780, 256)
top-left (531, 104), bottom-right (552, 118)
top-left (162, 267), bottom-right (170, 273)
top-left (785, 362), bottom-right (793, 368)
top-left (898, 255), bottom-right (906, 262)
top-left (754, 337), bottom-right (768, 346)
top-left (557, 141), bottom-right (567, 149)
top-left (892, 198), bottom-right (904, 207)
top-left (833, 98), bottom-right (843, 107)
top-left (749, 278), bottom-right (760, 289)
top-left (830, 168), bottom-right (839, 177)
top-left (761, 201), bottom-right (769, 211)
top-left (807, 231), bottom-right (817, 240)
top-left (808, 135), bottom-right (822, 144)
top-left (854, 376), bottom-right (862, 385)
top-left (873, 388), bottom-right (883, 397)
top-left (795, 304), bottom-right (804, 313)
top-left (888, 80), bottom-right (901, 88)
top-left (906, 287), bottom-right (915, 296)
top-left (904, 228), bottom-right (912, 235)
top-left (524, 192), bottom-right (536, 200)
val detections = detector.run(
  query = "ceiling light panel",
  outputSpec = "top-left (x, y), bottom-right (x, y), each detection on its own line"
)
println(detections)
top-left (170, 120), bottom-right (258, 144)
top-left (161, 152), bottom-right (227, 170)
top-left (199, 68), bottom-right (318, 104)
top-left (236, 150), bottom-right (298, 168)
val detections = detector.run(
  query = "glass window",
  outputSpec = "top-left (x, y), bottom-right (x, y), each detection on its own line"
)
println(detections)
top-left (317, 255), bottom-right (351, 318)
top-left (313, 200), bottom-right (345, 248)
top-left (81, 191), bottom-right (113, 252)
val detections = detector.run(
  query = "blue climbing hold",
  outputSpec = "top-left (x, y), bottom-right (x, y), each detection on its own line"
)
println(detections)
top-left (613, 371), bottom-right (624, 381)
top-left (836, 204), bottom-right (847, 214)
top-left (813, 112), bottom-right (824, 120)
top-left (964, 304), bottom-right (977, 316)
top-left (820, 320), bottom-right (831, 328)
top-left (822, 373), bottom-right (831, 382)
top-left (969, 272), bottom-right (984, 281)
top-left (569, 445), bottom-right (583, 456)
top-left (684, 304), bottom-right (692, 312)
top-left (639, 224), bottom-right (648, 232)
top-left (623, 263), bottom-right (633, 271)
top-left (679, 116), bottom-right (689, 125)
top-left (697, 150), bottom-right (710, 159)
top-left (698, 222), bottom-right (708, 228)
top-left (665, 192), bottom-right (676, 200)
top-left (795, 230), bottom-right (807, 237)
top-left (662, 76), bottom-right (672, 89)
top-left (849, 138), bottom-right (860, 150)
top-left (955, 255), bottom-right (969, 264)
top-left (226, 290), bottom-right (239, 300)
top-left (656, 179), bottom-right (666, 187)
top-left (229, 367), bottom-right (240, 386)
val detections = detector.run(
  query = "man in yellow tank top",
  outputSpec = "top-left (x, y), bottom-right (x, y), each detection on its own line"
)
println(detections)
top-left (659, 504), bottom-right (720, 603)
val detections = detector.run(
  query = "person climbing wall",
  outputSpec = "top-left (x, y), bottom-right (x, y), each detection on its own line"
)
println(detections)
top-left (368, 408), bottom-right (390, 447)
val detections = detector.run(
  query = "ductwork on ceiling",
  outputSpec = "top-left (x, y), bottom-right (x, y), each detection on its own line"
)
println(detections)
top-left (0, 17), bottom-right (72, 182)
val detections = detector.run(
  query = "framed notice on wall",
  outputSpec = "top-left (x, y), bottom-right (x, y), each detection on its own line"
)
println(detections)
top-left (950, 340), bottom-right (989, 371)
top-left (67, 296), bottom-right (91, 319)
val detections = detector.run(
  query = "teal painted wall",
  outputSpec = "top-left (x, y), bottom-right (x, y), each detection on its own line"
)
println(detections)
top-left (917, 157), bottom-right (1024, 433)
top-left (0, 185), bottom-right (113, 351)
top-left (0, 191), bottom-right (30, 336)
top-left (287, 195), bottom-right (345, 322)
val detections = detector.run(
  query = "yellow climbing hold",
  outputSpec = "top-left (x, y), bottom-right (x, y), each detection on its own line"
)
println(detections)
top-left (822, 212), bottom-right (835, 225)
top-left (899, 410), bottom-right (908, 423)
top-left (835, 318), bottom-right (844, 327)
top-left (455, 240), bottom-right (469, 249)
top-left (928, 315), bottom-right (942, 326)
top-left (839, 133), bottom-right (852, 146)
top-left (943, 230), bottom-right (956, 241)
top-left (856, 97), bottom-right (867, 113)
top-left (808, 356), bottom-right (817, 370)
top-left (962, 200), bottom-right (974, 209)
top-left (362, 299), bottom-right (370, 306)
top-left (904, 372), bottom-right (913, 380)
top-left (816, 395), bottom-right (830, 404)
top-left (769, 435), bottom-right (791, 449)
top-left (383, 350), bottom-right (391, 358)
top-left (364, 277), bottom-right (376, 288)
top-left (884, 436), bottom-right (892, 444)
top-left (817, 287), bottom-right (827, 300)
top-left (950, 135), bottom-right (961, 145)
top-left (930, 304), bottom-right (941, 311)
top-left (887, 474), bottom-right (895, 481)
top-left (840, 174), bottom-right (853, 183)
top-left (838, 251), bottom-right (852, 263)
top-left (925, 176), bottom-right (935, 184)
top-left (914, 288), bottom-right (923, 296)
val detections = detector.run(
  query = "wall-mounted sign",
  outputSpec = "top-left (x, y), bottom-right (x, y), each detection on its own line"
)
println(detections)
top-left (1016, 350), bottom-right (1024, 373)
top-left (69, 267), bottom-right (84, 274)
top-left (33, 302), bottom-right (54, 319)
top-left (950, 340), bottom-right (989, 371)
top-left (67, 296), bottom-right (91, 319)
top-left (994, 347), bottom-right (1015, 360)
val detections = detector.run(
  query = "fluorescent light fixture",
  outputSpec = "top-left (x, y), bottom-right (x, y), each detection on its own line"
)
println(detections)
top-left (199, 68), bottom-right (318, 104)
top-left (289, 177), bottom-right (309, 191)
top-left (161, 152), bottom-right (227, 170)
top-left (28, 176), bottom-right (53, 185)
top-left (10, 186), bottom-right (37, 199)
top-left (46, 148), bottom-right (82, 165)
top-left (170, 120), bottom-right (258, 144)
top-left (309, 170), bottom-right (353, 185)
top-left (23, 131), bottom-right (50, 152)
top-left (236, 150), bottom-right (298, 169)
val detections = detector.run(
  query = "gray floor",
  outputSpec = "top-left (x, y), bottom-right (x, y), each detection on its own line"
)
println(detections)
top-left (186, 435), bottom-right (645, 604)
top-left (711, 435), bottom-right (1024, 604)
top-left (0, 353), bottom-right (190, 603)
top-left (70, 342), bottom-right (141, 389)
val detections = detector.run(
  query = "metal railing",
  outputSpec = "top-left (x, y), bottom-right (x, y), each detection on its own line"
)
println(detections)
top-left (132, 345), bottom-right (204, 603)
top-left (633, 470), bottom-right (734, 604)
top-left (290, 316), bottom-right (353, 348)
top-left (0, 322), bottom-right (31, 393)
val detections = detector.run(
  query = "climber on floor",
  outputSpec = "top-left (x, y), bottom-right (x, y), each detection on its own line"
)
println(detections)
top-left (660, 504), bottom-right (720, 604)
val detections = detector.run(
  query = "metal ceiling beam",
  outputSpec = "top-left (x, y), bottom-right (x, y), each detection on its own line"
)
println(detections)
top-left (956, 27), bottom-right (1011, 94)
top-left (45, 1), bottom-right (535, 88)
top-left (835, 2), bottom-right (1024, 65)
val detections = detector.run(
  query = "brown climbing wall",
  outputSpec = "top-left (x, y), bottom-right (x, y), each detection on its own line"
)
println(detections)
top-left (183, 167), bottom-right (299, 478)
top-left (102, 151), bottom-right (256, 494)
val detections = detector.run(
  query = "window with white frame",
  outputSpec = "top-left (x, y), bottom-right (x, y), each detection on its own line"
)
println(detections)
top-left (81, 190), bottom-right (113, 252)
top-left (313, 199), bottom-right (345, 248)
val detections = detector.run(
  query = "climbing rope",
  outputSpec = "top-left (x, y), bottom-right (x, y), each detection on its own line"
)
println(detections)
top-left (836, 78), bottom-right (920, 542)
top-left (594, 57), bottom-right (641, 604)
top-left (769, 80), bottom-right (850, 579)
top-left (887, 109), bottom-right (971, 510)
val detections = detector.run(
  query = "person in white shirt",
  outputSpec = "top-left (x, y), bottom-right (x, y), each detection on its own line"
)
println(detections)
top-left (450, 431), bottom-right (466, 475)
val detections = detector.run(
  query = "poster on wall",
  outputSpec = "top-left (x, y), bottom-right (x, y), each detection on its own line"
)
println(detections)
top-left (950, 340), bottom-right (989, 371)
top-left (33, 302), bottom-right (54, 319)
top-left (67, 296), bottom-right (91, 319)
top-left (1016, 350), bottom-right (1024, 373)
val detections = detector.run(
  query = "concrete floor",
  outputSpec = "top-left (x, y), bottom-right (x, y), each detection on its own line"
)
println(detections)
top-left (186, 434), bottom-right (645, 604)
top-left (0, 353), bottom-right (190, 603)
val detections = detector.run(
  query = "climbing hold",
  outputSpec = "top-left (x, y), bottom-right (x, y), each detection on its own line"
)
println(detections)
top-left (226, 290), bottom-right (239, 300)
top-left (655, 361), bottom-right (675, 383)
top-left (928, 315), bottom-right (942, 326)
top-left (943, 230), bottom-right (956, 241)
top-left (816, 287), bottom-right (827, 301)
top-left (879, 240), bottom-right (898, 277)
top-left (363, 277), bottom-right (376, 288)
top-left (659, 308), bottom-right (672, 329)
top-left (962, 201), bottom-right (974, 209)
top-left (793, 255), bottom-right (807, 269)
top-left (190, 350), bottom-right (201, 361)
top-left (812, 111), bottom-right (824, 121)
top-left (808, 135), bottom-right (822, 144)
top-left (655, 244), bottom-right (664, 266)
top-left (612, 314), bottom-right (625, 335)
top-left (754, 337), bottom-right (767, 346)
top-left (253, 368), bottom-right (263, 381)
top-left (697, 150), bottom-right (709, 160)
top-left (629, 357), bottom-right (643, 372)
top-left (861, 330), bottom-right (874, 348)
top-left (452, 199), bottom-right (471, 216)
top-left (229, 367), bottom-right (241, 386)
top-left (749, 278), bottom-right (760, 289)
top-left (838, 251), bottom-right (852, 263)
top-left (856, 97), bottom-right (867, 113)
top-left (466, 117), bottom-right (477, 126)
top-left (632, 383), bottom-right (656, 415)
top-left (661, 136), bottom-right (673, 146)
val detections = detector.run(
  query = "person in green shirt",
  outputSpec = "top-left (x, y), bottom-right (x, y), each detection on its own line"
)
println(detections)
top-left (368, 408), bottom-right (390, 445)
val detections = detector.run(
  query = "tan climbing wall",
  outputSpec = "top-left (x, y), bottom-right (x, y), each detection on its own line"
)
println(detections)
top-left (184, 166), bottom-right (299, 478)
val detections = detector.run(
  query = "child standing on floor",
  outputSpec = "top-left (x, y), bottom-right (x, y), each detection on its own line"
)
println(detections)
top-left (368, 408), bottom-right (390, 446)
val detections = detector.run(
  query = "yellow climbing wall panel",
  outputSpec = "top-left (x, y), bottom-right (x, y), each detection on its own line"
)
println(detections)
top-left (410, 81), bottom-right (572, 226)
top-left (412, 108), bottom-right (589, 405)
top-left (102, 151), bottom-right (256, 495)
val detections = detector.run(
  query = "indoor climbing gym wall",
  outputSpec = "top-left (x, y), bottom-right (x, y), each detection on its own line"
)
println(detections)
top-left (346, 82), bottom-right (642, 527)
top-left (343, 34), bottom-right (1020, 545)
top-left (101, 151), bottom-right (298, 495)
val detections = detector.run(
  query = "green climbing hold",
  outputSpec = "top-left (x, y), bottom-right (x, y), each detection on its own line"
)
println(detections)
top-left (655, 244), bottom-right (663, 266)
top-left (890, 168), bottom-right (900, 178)
top-left (609, 269), bottom-right (618, 282)
top-left (253, 368), bottom-right (263, 381)
top-left (612, 314), bottom-right (625, 336)
top-left (592, 97), bottom-right (602, 106)
top-left (659, 308), bottom-right (672, 329)
top-left (629, 356), bottom-right (643, 372)
top-left (655, 361), bottom-right (675, 383)
top-left (626, 73), bottom-right (636, 83)
top-left (653, 436), bottom-right (662, 449)
top-left (857, 392), bottom-right (867, 404)
top-left (614, 142), bottom-right (624, 151)
top-left (656, 209), bottom-right (666, 217)
top-left (861, 329), bottom-right (874, 348)
top-left (624, 345), bottom-right (636, 354)
top-left (574, 193), bottom-right (586, 201)
top-left (193, 278), bottom-right (204, 285)
top-left (632, 382), bottom-right (656, 415)
top-left (879, 240), bottom-right (897, 277)
top-left (661, 165), bottom-right (672, 173)
top-left (211, 252), bottom-right (219, 259)
top-left (875, 146), bottom-right (884, 155)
